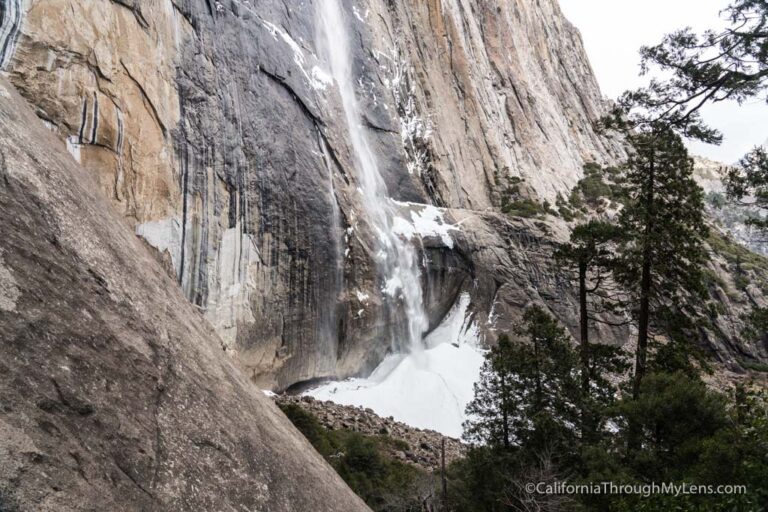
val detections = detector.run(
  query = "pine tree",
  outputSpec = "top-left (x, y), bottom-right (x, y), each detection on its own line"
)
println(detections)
top-left (463, 306), bottom-right (580, 454)
top-left (462, 334), bottom-right (517, 450)
top-left (611, 0), bottom-right (768, 225)
top-left (555, 220), bottom-right (628, 441)
top-left (611, 126), bottom-right (709, 399)
top-left (459, 307), bottom-right (630, 511)
top-left (726, 145), bottom-right (768, 231)
top-left (512, 306), bottom-right (581, 454)
top-left (607, 0), bottom-right (768, 142)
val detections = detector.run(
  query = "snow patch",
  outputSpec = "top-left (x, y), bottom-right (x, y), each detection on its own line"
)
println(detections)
top-left (306, 292), bottom-right (484, 437)
top-left (352, 6), bottom-right (369, 23)
top-left (373, 47), bottom-right (432, 176)
top-left (262, 20), bottom-right (332, 91)
top-left (310, 66), bottom-right (333, 90)
top-left (382, 276), bottom-right (404, 297)
top-left (392, 203), bottom-right (459, 248)
top-left (307, 343), bottom-right (484, 438)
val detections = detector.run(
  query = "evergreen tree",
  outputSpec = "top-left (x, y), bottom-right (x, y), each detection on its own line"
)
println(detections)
top-left (726, 145), bottom-right (768, 231)
top-left (464, 306), bottom-right (602, 462)
top-left (601, 372), bottom-right (768, 512)
top-left (615, 372), bottom-right (731, 481)
top-left (612, 126), bottom-right (709, 399)
top-left (462, 334), bottom-right (517, 450)
top-left (614, 0), bottom-right (768, 226)
top-left (511, 306), bottom-right (582, 454)
top-left (463, 306), bottom-right (580, 454)
top-left (604, 0), bottom-right (768, 142)
top-left (555, 220), bottom-right (628, 441)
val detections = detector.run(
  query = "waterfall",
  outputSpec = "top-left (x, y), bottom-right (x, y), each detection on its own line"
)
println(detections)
top-left (318, 130), bottom-right (343, 371)
top-left (316, 0), bottom-right (428, 354)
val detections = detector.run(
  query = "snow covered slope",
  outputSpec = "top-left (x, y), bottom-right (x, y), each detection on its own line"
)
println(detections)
top-left (307, 293), bottom-right (485, 438)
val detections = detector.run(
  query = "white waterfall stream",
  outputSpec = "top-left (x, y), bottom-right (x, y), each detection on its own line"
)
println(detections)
top-left (316, 0), bottom-right (429, 354)
top-left (310, 2), bottom-right (485, 437)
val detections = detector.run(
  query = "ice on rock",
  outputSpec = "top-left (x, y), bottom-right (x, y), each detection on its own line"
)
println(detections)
top-left (352, 6), bottom-right (369, 23)
top-left (423, 292), bottom-right (479, 348)
top-left (308, 344), bottom-right (484, 438)
top-left (308, 1), bottom-right (479, 438)
top-left (307, 293), bottom-right (485, 438)
top-left (382, 276), bottom-right (404, 297)
top-left (392, 202), bottom-right (459, 249)
top-left (136, 216), bottom-right (183, 270)
top-left (310, 66), bottom-right (333, 90)
top-left (261, 20), bottom-right (332, 91)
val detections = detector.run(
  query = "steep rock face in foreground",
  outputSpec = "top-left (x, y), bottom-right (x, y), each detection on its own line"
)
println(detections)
top-left (0, 79), bottom-right (368, 511)
top-left (1, 0), bottom-right (626, 388)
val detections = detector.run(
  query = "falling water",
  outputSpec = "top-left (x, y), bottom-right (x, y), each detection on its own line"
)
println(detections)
top-left (316, 0), bottom-right (428, 354)
top-left (318, 130), bottom-right (343, 371)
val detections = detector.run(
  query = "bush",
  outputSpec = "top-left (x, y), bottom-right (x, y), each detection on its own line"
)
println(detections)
top-left (502, 198), bottom-right (547, 218)
top-left (579, 173), bottom-right (612, 205)
top-left (566, 163), bottom-right (618, 211)
top-left (742, 359), bottom-right (768, 372)
top-left (279, 403), bottom-right (437, 511)
top-left (555, 193), bottom-right (579, 221)
top-left (708, 231), bottom-right (767, 268)
top-left (706, 191), bottom-right (727, 209)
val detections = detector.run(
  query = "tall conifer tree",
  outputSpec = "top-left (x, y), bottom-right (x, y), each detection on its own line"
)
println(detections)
top-left (611, 126), bottom-right (709, 398)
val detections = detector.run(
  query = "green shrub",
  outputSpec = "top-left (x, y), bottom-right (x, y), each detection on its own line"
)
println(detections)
top-left (579, 172), bottom-right (612, 205)
top-left (706, 191), bottom-right (727, 209)
top-left (502, 198), bottom-right (547, 218)
top-left (707, 231), bottom-right (767, 268)
top-left (741, 360), bottom-right (768, 372)
top-left (278, 403), bottom-right (435, 511)
top-left (555, 193), bottom-right (579, 221)
top-left (567, 163), bottom-right (627, 210)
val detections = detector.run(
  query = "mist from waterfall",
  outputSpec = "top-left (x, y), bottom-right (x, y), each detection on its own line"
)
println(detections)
top-left (316, 0), bottom-right (428, 355)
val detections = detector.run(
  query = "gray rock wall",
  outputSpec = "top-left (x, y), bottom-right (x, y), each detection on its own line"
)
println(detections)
top-left (0, 76), bottom-right (369, 511)
top-left (4, 0), bottom-right (758, 390)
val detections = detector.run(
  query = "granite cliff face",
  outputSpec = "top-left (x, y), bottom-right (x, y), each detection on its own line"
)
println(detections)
top-left (1, 0), bottom-right (630, 390)
top-left (3, 0), bottom-right (762, 390)
top-left (0, 77), bottom-right (368, 511)
top-left (2, 0), bottom-right (766, 506)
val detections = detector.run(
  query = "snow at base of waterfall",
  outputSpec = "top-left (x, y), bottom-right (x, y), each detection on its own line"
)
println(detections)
top-left (305, 293), bottom-right (486, 439)
top-left (306, 343), bottom-right (484, 438)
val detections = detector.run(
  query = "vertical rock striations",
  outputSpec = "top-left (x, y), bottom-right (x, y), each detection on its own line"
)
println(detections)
top-left (6, 0), bottom-right (754, 390)
top-left (0, 77), bottom-right (369, 511)
top-left (360, 0), bottom-right (626, 207)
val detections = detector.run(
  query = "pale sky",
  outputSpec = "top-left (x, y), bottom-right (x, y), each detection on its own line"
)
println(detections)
top-left (559, 0), bottom-right (768, 164)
